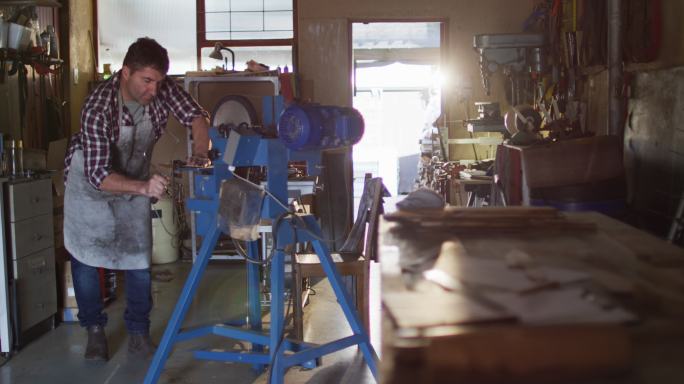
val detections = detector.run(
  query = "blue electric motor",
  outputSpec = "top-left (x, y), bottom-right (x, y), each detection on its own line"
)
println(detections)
top-left (277, 103), bottom-right (364, 150)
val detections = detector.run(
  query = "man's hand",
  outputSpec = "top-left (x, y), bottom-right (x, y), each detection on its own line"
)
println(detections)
top-left (101, 172), bottom-right (169, 199)
top-left (142, 174), bottom-right (169, 199)
top-left (190, 115), bottom-right (211, 167)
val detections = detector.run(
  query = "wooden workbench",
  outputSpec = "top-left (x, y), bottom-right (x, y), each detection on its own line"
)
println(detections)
top-left (379, 208), bottom-right (684, 384)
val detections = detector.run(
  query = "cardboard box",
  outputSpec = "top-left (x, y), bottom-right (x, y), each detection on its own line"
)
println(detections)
top-left (61, 307), bottom-right (79, 322)
top-left (47, 139), bottom-right (68, 197)
top-left (63, 261), bottom-right (77, 308)
top-left (47, 138), bottom-right (68, 170)
top-left (48, 139), bottom-right (68, 251)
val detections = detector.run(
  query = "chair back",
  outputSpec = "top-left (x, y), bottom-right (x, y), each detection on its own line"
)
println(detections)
top-left (338, 177), bottom-right (386, 260)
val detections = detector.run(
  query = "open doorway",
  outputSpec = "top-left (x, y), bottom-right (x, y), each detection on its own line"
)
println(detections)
top-left (351, 21), bottom-right (444, 209)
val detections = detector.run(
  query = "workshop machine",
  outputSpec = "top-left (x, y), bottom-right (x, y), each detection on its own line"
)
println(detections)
top-left (144, 95), bottom-right (377, 384)
top-left (474, 33), bottom-right (545, 107)
top-left (465, 101), bottom-right (507, 134)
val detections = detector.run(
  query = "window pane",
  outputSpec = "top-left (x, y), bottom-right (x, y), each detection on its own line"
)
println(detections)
top-left (231, 12), bottom-right (263, 32)
top-left (230, 30), bottom-right (293, 40)
top-left (203, 0), bottom-right (293, 41)
top-left (353, 22), bottom-right (442, 49)
top-left (206, 31), bottom-right (232, 40)
top-left (98, 0), bottom-right (197, 75)
top-left (200, 46), bottom-right (292, 72)
top-left (230, 0), bottom-right (262, 12)
top-left (264, 0), bottom-right (291, 11)
top-left (264, 11), bottom-right (292, 31)
top-left (205, 12), bottom-right (230, 32)
top-left (205, 0), bottom-right (228, 12)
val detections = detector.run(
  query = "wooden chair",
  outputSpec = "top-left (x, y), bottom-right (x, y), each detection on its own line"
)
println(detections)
top-left (292, 177), bottom-right (385, 341)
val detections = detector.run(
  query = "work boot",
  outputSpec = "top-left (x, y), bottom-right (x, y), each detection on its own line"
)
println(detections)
top-left (128, 333), bottom-right (156, 359)
top-left (84, 325), bottom-right (109, 361)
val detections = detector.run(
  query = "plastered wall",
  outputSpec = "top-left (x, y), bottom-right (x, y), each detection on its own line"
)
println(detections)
top-left (584, 0), bottom-right (684, 236)
top-left (68, 0), bottom-right (96, 135)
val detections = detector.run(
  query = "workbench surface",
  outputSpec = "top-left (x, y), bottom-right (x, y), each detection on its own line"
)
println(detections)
top-left (379, 209), bottom-right (684, 384)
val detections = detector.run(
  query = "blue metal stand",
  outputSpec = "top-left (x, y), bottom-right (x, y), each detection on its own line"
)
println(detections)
top-left (144, 213), bottom-right (378, 384)
top-left (144, 102), bottom-right (379, 382)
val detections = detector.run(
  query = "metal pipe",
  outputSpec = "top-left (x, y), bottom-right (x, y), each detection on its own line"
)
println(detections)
top-left (607, 0), bottom-right (624, 137)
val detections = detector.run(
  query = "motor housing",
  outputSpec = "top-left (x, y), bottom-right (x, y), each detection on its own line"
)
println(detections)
top-left (278, 104), bottom-right (364, 150)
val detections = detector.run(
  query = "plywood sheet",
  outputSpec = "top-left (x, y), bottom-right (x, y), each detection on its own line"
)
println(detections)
top-left (384, 290), bottom-right (512, 329)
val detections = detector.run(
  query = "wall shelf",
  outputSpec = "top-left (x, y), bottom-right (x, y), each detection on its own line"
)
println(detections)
top-left (0, 48), bottom-right (63, 69)
top-left (0, 0), bottom-right (61, 7)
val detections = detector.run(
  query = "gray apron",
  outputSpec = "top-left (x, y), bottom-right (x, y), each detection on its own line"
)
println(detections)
top-left (64, 92), bottom-right (155, 270)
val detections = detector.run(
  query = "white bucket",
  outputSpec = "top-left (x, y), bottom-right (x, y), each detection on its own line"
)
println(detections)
top-left (151, 198), bottom-right (179, 264)
top-left (0, 20), bottom-right (8, 49)
top-left (8, 23), bottom-right (32, 51)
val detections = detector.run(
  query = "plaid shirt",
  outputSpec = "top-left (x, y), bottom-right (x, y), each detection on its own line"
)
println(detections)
top-left (64, 72), bottom-right (208, 190)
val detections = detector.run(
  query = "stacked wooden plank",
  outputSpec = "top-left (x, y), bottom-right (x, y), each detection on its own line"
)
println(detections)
top-left (384, 206), bottom-right (596, 234)
top-left (380, 208), bottom-right (684, 383)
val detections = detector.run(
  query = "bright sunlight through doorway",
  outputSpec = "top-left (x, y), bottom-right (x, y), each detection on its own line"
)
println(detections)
top-left (351, 22), bottom-right (444, 206)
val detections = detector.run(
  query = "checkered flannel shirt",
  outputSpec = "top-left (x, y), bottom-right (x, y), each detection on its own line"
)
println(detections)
top-left (64, 71), bottom-right (208, 190)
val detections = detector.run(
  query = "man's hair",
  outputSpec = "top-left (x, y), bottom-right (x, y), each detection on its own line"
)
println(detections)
top-left (122, 37), bottom-right (169, 75)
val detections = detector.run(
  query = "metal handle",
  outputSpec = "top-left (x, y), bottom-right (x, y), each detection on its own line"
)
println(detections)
top-left (31, 197), bottom-right (40, 204)
top-left (30, 259), bottom-right (47, 274)
top-left (33, 233), bottom-right (43, 241)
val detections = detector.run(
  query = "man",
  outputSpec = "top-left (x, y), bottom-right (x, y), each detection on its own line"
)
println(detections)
top-left (63, 37), bottom-right (210, 361)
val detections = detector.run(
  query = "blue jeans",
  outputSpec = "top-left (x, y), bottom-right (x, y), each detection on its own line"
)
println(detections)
top-left (71, 256), bottom-right (152, 335)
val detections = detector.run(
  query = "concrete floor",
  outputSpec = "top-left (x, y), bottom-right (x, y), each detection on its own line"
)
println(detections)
top-left (0, 260), bottom-right (379, 383)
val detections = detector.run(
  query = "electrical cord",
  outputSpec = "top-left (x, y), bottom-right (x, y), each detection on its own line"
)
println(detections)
top-left (221, 168), bottom-right (337, 376)
top-left (148, 163), bottom-right (186, 240)
top-left (231, 210), bottom-right (295, 265)
top-left (227, 167), bottom-right (335, 265)
top-left (230, 208), bottom-right (333, 264)
top-left (0, 353), bottom-right (11, 368)
top-left (223, 174), bottom-right (332, 377)
top-left (229, 169), bottom-right (291, 212)
top-left (151, 203), bottom-right (181, 238)
top-left (267, 224), bottom-right (297, 382)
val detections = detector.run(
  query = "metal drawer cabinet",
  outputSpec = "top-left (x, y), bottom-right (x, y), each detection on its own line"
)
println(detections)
top-left (2, 177), bottom-right (58, 347)
top-left (7, 178), bottom-right (53, 222)
top-left (10, 214), bottom-right (54, 260)
top-left (13, 248), bottom-right (57, 332)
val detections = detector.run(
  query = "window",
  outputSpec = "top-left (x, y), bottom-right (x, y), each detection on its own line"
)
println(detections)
top-left (198, 0), bottom-right (295, 70)
top-left (96, 0), bottom-right (295, 75)
top-left (203, 0), bottom-right (293, 40)
top-left (200, 46), bottom-right (292, 72)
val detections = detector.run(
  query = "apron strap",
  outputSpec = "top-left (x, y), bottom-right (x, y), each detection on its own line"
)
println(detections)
top-left (118, 90), bottom-right (138, 163)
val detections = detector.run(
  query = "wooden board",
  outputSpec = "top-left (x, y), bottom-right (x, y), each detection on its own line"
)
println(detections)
top-left (383, 290), bottom-right (513, 329)
top-left (416, 325), bottom-right (632, 383)
top-left (571, 212), bottom-right (684, 268)
top-left (380, 211), bottom-right (684, 384)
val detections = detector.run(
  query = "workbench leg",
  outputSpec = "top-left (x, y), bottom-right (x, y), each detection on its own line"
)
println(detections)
top-left (247, 240), bottom-right (264, 371)
top-left (269, 249), bottom-right (286, 383)
top-left (144, 225), bottom-right (221, 384)
top-left (311, 237), bottom-right (379, 380)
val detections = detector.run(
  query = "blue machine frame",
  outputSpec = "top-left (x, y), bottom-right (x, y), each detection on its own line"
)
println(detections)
top-left (144, 96), bottom-right (379, 384)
